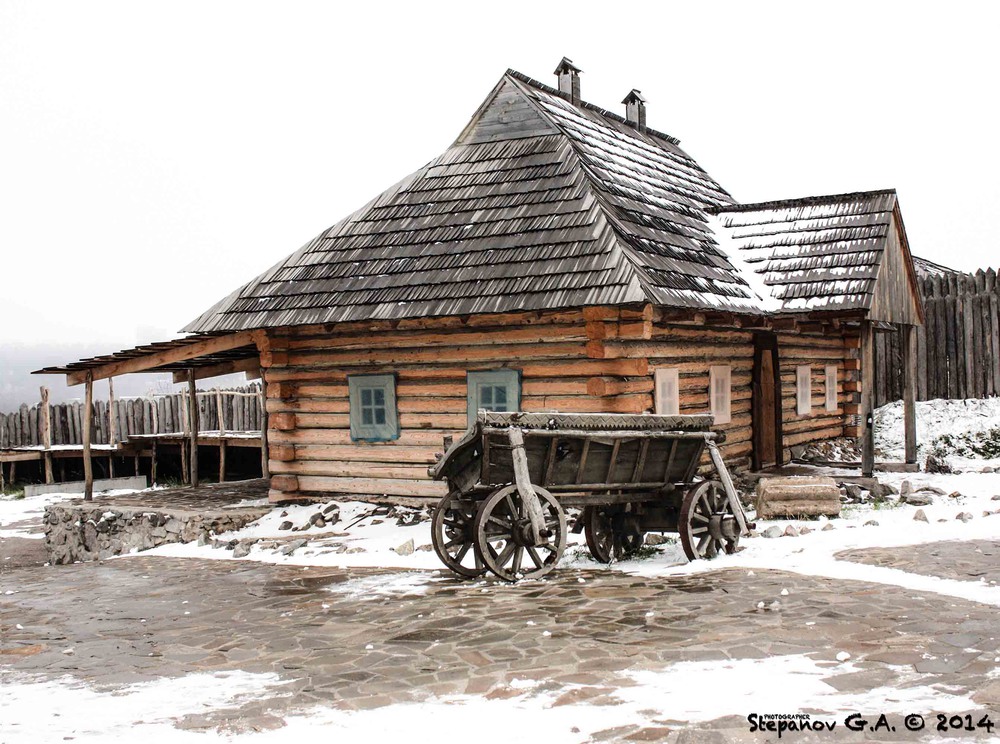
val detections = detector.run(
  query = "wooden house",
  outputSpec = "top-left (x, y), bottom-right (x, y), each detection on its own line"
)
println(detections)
top-left (39, 59), bottom-right (924, 503)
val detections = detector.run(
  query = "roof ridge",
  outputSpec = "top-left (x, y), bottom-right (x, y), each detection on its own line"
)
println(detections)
top-left (714, 188), bottom-right (897, 214)
top-left (504, 69), bottom-right (681, 147)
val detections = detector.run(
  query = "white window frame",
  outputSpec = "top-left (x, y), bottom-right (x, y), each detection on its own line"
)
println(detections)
top-left (654, 368), bottom-right (680, 416)
top-left (825, 365), bottom-right (838, 412)
top-left (709, 365), bottom-right (731, 425)
top-left (348, 374), bottom-right (399, 442)
top-left (796, 365), bottom-right (812, 416)
top-left (467, 369), bottom-right (520, 427)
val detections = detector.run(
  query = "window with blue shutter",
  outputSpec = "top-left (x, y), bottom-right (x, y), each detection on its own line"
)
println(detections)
top-left (467, 369), bottom-right (520, 427)
top-left (348, 374), bottom-right (399, 441)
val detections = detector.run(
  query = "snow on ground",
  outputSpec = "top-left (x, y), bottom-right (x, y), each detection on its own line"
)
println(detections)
top-left (1, 654), bottom-right (977, 743)
top-left (877, 397), bottom-right (1000, 467)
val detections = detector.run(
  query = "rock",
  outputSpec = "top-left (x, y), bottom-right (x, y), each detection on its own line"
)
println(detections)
top-left (948, 491), bottom-right (963, 499)
top-left (926, 455), bottom-right (952, 474)
top-left (232, 541), bottom-right (254, 559)
top-left (280, 538), bottom-right (308, 556)
top-left (870, 482), bottom-right (897, 499)
top-left (783, 525), bottom-right (800, 537)
top-left (416, 544), bottom-right (433, 552)
top-left (918, 485), bottom-right (946, 495)
top-left (761, 526), bottom-right (784, 539)
top-left (278, 521), bottom-right (293, 531)
top-left (992, 495), bottom-right (1000, 501)
top-left (903, 493), bottom-right (933, 506)
top-left (799, 526), bottom-right (812, 535)
top-left (197, 533), bottom-right (210, 547)
top-left (843, 483), bottom-right (863, 501)
top-left (982, 466), bottom-right (996, 474)
top-left (309, 513), bottom-right (326, 529)
top-left (956, 512), bottom-right (974, 523)
top-left (322, 504), bottom-right (341, 525)
top-left (394, 538), bottom-right (415, 556)
top-left (644, 533), bottom-right (670, 546)
top-left (863, 520), bottom-right (879, 527)
top-left (900, 480), bottom-right (913, 497)
top-left (913, 509), bottom-right (929, 523)
top-left (822, 523), bottom-right (835, 531)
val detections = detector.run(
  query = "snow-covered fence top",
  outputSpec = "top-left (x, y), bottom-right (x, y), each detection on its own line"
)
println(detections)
top-left (0, 384), bottom-right (262, 449)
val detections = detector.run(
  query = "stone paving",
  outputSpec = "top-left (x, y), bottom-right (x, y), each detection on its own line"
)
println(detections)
top-left (837, 539), bottom-right (1000, 584)
top-left (2, 538), bottom-right (1000, 742)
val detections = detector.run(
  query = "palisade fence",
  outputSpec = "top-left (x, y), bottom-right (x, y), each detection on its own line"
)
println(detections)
top-left (0, 384), bottom-right (263, 449)
top-left (875, 269), bottom-right (1000, 407)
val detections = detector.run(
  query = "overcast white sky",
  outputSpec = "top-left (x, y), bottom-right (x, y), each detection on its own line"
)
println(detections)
top-left (2, 0), bottom-right (999, 349)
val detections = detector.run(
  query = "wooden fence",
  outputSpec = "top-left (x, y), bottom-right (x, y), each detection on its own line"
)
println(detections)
top-left (0, 384), bottom-right (263, 449)
top-left (875, 269), bottom-right (1000, 407)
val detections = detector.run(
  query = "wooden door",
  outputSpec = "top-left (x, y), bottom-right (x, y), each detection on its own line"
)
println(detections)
top-left (752, 333), bottom-right (783, 470)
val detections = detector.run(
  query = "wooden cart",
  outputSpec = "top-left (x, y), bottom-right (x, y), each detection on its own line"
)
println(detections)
top-left (428, 412), bottom-right (751, 581)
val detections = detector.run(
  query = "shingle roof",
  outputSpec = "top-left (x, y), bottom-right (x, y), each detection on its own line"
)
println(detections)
top-left (184, 68), bottom-right (767, 334)
top-left (709, 190), bottom-right (901, 313)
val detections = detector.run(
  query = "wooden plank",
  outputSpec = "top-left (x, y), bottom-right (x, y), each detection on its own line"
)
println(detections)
top-left (66, 330), bottom-right (259, 385)
top-left (40, 386), bottom-right (53, 484)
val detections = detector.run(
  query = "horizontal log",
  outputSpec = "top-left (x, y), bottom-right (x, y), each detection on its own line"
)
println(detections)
top-left (286, 342), bottom-right (586, 368)
top-left (273, 460), bottom-right (431, 479)
top-left (284, 323), bottom-right (587, 351)
top-left (268, 428), bottom-right (462, 446)
top-left (295, 475), bottom-right (448, 498)
top-left (293, 444), bottom-right (441, 463)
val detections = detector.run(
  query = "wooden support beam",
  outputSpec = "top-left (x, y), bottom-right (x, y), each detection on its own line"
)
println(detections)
top-left (108, 378), bottom-right (117, 447)
top-left (860, 322), bottom-right (875, 478)
top-left (259, 380), bottom-right (269, 479)
top-left (219, 440), bottom-right (227, 483)
top-left (83, 372), bottom-right (94, 500)
top-left (188, 370), bottom-right (199, 487)
top-left (170, 356), bottom-right (262, 384)
top-left (66, 331), bottom-right (258, 386)
top-left (151, 439), bottom-right (158, 486)
top-left (40, 386), bottom-right (54, 484)
top-left (903, 324), bottom-right (918, 464)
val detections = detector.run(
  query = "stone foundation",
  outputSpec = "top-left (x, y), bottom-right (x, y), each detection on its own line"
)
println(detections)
top-left (44, 501), bottom-right (270, 565)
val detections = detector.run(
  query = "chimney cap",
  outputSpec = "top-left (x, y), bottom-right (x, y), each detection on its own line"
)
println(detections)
top-left (553, 57), bottom-right (582, 76)
top-left (622, 89), bottom-right (646, 105)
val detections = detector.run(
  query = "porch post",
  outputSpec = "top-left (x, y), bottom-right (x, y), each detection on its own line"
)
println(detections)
top-left (860, 322), bottom-right (875, 477)
top-left (83, 372), bottom-right (94, 500)
top-left (187, 369), bottom-right (199, 487)
top-left (903, 324), bottom-right (918, 464)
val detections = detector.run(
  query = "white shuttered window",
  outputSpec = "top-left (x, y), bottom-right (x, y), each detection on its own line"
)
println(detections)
top-left (709, 365), bottom-right (731, 424)
top-left (797, 365), bottom-right (812, 416)
top-left (825, 365), bottom-right (838, 412)
top-left (654, 368), bottom-right (680, 416)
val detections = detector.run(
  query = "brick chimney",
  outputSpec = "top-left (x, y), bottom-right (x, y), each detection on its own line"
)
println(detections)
top-left (554, 57), bottom-right (582, 105)
top-left (622, 89), bottom-right (647, 132)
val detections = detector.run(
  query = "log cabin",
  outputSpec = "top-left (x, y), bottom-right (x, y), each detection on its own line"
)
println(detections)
top-left (37, 58), bottom-right (924, 503)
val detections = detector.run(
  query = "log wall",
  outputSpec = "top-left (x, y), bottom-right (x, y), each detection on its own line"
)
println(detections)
top-left (263, 307), bottom-right (855, 502)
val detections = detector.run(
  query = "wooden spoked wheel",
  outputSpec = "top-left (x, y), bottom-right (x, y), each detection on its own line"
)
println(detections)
top-left (473, 484), bottom-right (567, 582)
top-left (679, 480), bottom-right (740, 561)
top-left (431, 493), bottom-right (485, 578)
top-left (583, 504), bottom-right (644, 563)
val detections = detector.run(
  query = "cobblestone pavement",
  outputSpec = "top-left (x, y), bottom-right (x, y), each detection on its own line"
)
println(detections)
top-left (837, 540), bottom-right (1000, 584)
top-left (2, 543), bottom-right (1000, 742)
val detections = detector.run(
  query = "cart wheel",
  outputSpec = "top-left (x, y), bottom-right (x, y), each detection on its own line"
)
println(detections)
top-left (473, 484), bottom-right (567, 582)
top-left (431, 493), bottom-right (486, 578)
top-left (583, 505), bottom-right (644, 563)
top-left (679, 480), bottom-right (740, 561)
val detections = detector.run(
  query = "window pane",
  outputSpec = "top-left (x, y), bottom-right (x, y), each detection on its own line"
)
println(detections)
top-left (362, 408), bottom-right (373, 425)
top-left (375, 408), bottom-right (386, 425)
top-left (361, 388), bottom-right (372, 406)
top-left (480, 386), bottom-right (493, 408)
top-left (494, 386), bottom-right (507, 409)
top-left (373, 388), bottom-right (385, 406)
